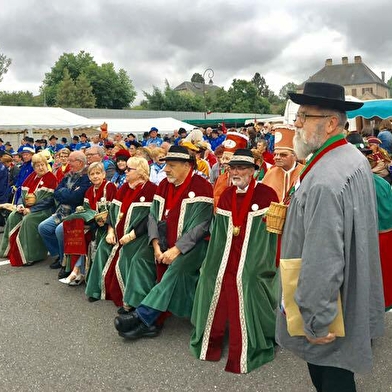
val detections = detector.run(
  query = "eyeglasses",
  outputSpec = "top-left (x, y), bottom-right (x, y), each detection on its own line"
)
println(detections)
top-left (125, 167), bottom-right (137, 172)
top-left (229, 166), bottom-right (251, 172)
top-left (273, 152), bottom-right (291, 158)
top-left (294, 112), bottom-right (331, 125)
top-left (85, 153), bottom-right (99, 157)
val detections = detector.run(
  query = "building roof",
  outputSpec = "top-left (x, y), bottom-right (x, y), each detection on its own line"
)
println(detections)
top-left (173, 81), bottom-right (221, 96)
top-left (299, 57), bottom-right (389, 89)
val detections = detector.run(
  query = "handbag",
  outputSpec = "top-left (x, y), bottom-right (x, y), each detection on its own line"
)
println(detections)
top-left (280, 258), bottom-right (345, 337)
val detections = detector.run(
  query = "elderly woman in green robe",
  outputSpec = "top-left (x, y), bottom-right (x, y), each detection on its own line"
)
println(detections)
top-left (85, 156), bottom-right (157, 311)
top-left (0, 152), bottom-right (58, 266)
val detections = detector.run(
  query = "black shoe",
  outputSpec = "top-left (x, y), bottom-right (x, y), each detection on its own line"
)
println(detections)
top-left (114, 311), bottom-right (140, 332)
top-left (118, 320), bottom-right (161, 340)
top-left (58, 267), bottom-right (71, 279)
top-left (88, 296), bottom-right (100, 302)
top-left (49, 257), bottom-right (61, 269)
top-left (24, 261), bottom-right (34, 267)
top-left (117, 306), bottom-right (135, 315)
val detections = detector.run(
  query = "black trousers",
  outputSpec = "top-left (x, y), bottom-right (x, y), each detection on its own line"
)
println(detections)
top-left (307, 363), bottom-right (356, 392)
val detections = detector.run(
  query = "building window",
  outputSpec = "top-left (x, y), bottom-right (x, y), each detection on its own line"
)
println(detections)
top-left (352, 88), bottom-right (357, 97)
top-left (362, 87), bottom-right (373, 94)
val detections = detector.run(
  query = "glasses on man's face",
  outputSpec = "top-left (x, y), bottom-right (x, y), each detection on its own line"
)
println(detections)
top-left (294, 112), bottom-right (331, 125)
top-left (86, 153), bottom-right (99, 157)
top-left (125, 167), bottom-right (137, 172)
top-left (273, 152), bottom-right (291, 158)
top-left (229, 166), bottom-right (250, 172)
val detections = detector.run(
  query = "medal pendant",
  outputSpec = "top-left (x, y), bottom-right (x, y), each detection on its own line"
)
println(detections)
top-left (233, 226), bottom-right (241, 236)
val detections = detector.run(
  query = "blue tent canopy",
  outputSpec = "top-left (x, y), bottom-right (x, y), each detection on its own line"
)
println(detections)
top-left (347, 99), bottom-right (392, 119)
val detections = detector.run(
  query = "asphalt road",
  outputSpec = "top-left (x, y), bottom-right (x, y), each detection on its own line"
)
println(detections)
top-left (0, 254), bottom-right (391, 392)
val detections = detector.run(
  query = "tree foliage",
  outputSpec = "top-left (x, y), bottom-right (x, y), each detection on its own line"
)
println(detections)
top-left (0, 90), bottom-right (41, 106)
top-left (42, 51), bottom-right (136, 108)
top-left (141, 80), bottom-right (204, 111)
top-left (251, 72), bottom-right (271, 98)
top-left (141, 77), bottom-right (272, 114)
top-left (387, 77), bottom-right (392, 96)
top-left (191, 73), bottom-right (204, 83)
top-left (279, 82), bottom-right (298, 100)
top-left (0, 53), bottom-right (12, 83)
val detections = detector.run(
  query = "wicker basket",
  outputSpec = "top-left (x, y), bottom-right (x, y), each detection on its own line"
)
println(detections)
top-left (24, 193), bottom-right (37, 207)
top-left (266, 202), bottom-right (288, 234)
top-left (94, 210), bottom-right (108, 227)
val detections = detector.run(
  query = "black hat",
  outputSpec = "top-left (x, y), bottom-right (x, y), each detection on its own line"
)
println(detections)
top-left (61, 137), bottom-right (67, 143)
top-left (178, 127), bottom-right (187, 135)
top-left (5, 141), bottom-right (11, 146)
top-left (49, 134), bottom-right (58, 141)
top-left (24, 136), bottom-right (34, 143)
top-left (228, 148), bottom-right (258, 169)
top-left (289, 82), bottom-right (363, 112)
top-left (159, 145), bottom-right (193, 162)
top-left (346, 132), bottom-right (372, 155)
top-left (72, 135), bottom-right (79, 141)
top-left (79, 133), bottom-right (88, 138)
top-left (0, 138), bottom-right (3, 143)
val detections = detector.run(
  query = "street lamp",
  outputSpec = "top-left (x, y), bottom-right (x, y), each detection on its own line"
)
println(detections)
top-left (192, 68), bottom-right (215, 119)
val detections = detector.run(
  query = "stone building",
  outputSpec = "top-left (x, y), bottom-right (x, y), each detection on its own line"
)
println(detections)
top-left (297, 56), bottom-right (389, 100)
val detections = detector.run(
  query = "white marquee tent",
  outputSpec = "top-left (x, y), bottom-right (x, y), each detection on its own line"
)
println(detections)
top-left (0, 106), bottom-right (97, 133)
top-left (93, 117), bottom-right (194, 136)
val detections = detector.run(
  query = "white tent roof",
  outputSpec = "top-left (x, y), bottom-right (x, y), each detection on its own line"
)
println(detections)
top-left (0, 106), bottom-right (97, 132)
top-left (94, 117), bottom-right (194, 135)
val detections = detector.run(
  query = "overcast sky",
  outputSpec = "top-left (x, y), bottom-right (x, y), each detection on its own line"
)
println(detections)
top-left (1, 0), bottom-right (391, 105)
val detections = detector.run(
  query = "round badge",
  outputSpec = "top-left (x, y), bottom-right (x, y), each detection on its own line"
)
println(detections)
top-left (140, 196), bottom-right (145, 202)
top-left (223, 139), bottom-right (236, 149)
top-left (251, 204), bottom-right (259, 211)
top-left (274, 131), bottom-right (283, 144)
top-left (188, 191), bottom-right (195, 199)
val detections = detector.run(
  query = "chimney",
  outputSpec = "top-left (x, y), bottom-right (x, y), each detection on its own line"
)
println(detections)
top-left (354, 55), bottom-right (362, 64)
top-left (325, 58), bottom-right (333, 66)
top-left (381, 71), bottom-right (385, 82)
top-left (342, 56), bottom-right (348, 65)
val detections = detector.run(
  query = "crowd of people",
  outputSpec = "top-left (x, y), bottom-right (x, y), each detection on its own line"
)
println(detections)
top-left (0, 82), bottom-right (391, 391)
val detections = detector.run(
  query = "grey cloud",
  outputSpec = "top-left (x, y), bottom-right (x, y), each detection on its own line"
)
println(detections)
top-left (0, 0), bottom-right (391, 99)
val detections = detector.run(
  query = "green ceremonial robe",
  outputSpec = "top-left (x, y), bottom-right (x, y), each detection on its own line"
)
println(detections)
top-left (190, 183), bottom-right (279, 373)
top-left (0, 171), bottom-right (57, 266)
top-left (85, 181), bottom-right (157, 305)
top-left (140, 174), bottom-right (214, 319)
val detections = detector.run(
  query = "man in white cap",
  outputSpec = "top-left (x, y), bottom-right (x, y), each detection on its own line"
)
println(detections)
top-left (261, 125), bottom-right (304, 202)
top-left (190, 148), bottom-right (279, 374)
top-left (276, 82), bottom-right (384, 391)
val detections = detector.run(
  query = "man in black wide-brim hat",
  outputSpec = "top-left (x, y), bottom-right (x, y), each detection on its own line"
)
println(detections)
top-left (275, 82), bottom-right (384, 391)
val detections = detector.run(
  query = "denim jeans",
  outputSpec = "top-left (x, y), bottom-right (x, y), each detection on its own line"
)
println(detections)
top-left (74, 255), bottom-right (85, 274)
top-left (38, 216), bottom-right (64, 261)
top-left (136, 305), bottom-right (161, 326)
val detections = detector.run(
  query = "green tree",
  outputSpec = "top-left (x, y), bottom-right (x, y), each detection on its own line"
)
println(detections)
top-left (387, 76), bottom-right (392, 96)
top-left (0, 53), bottom-right (12, 83)
top-left (279, 82), bottom-right (298, 100)
top-left (42, 51), bottom-right (136, 108)
top-left (142, 80), bottom-right (204, 111)
top-left (251, 72), bottom-right (271, 98)
top-left (56, 68), bottom-right (77, 107)
top-left (226, 79), bottom-right (271, 113)
top-left (0, 90), bottom-right (37, 106)
top-left (191, 73), bottom-right (204, 83)
top-left (75, 73), bottom-right (95, 108)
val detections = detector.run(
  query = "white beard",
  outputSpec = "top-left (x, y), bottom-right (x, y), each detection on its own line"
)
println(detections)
top-left (293, 126), bottom-right (326, 159)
